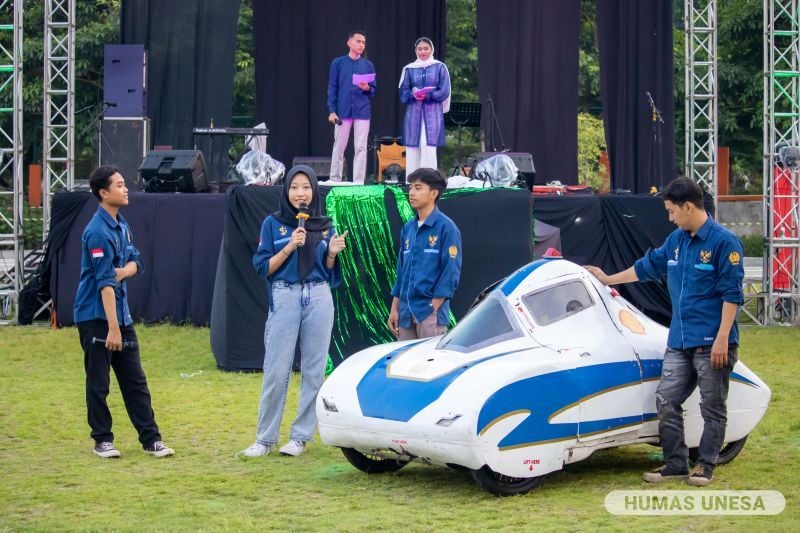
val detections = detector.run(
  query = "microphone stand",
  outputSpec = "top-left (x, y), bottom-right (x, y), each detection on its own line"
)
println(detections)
top-left (646, 91), bottom-right (664, 189)
top-left (484, 93), bottom-right (507, 153)
top-left (77, 101), bottom-right (116, 170)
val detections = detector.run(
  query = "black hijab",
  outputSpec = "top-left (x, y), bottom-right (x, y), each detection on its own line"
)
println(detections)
top-left (273, 165), bottom-right (333, 279)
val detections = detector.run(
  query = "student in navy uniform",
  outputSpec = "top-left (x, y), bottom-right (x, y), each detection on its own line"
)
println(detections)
top-left (586, 177), bottom-right (745, 487)
top-left (241, 165), bottom-right (348, 458)
top-left (327, 29), bottom-right (377, 184)
top-left (74, 166), bottom-right (174, 459)
top-left (387, 168), bottom-right (462, 340)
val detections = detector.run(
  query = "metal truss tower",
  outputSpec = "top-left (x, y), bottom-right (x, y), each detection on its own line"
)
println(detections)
top-left (43, 0), bottom-right (75, 236)
top-left (685, 0), bottom-right (719, 199)
top-left (763, 0), bottom-right (800, 324)
top-left (0, 0), bottom-right (23, 324)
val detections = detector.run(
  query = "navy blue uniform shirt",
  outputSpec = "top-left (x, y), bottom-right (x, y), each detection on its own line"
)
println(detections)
top-left (327, 55), bottom-right (376, 119)
top-left (253, 215), bottom-right (342, 307)
top-left (74, 206), bottom-right (144, 326)
top-left (391, 207), bottom-right (462, 328)
top-left (634, 215), bottom-right (744, 350)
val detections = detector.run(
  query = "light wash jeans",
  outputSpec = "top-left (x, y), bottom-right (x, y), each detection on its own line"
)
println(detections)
top-left (656, 345), bottom-right (737, 473)
top-left (255, 280), bottom-right (334, 445)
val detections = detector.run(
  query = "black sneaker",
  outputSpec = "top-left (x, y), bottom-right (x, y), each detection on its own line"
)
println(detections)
top-left (144, 441), bottom-right (174, 458)
top-left (93, 441), bottom-right (121, 458)
top-left (642, 465), bottom-right (689, 482)
top-left (687, 464), bottom-right (713, 486)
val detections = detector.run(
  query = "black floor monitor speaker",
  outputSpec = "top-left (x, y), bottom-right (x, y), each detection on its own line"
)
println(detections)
top-left (100, 118), bottom-right (150, 191)
top-left (139, 150), bottom-right (208, 193)
top-left (291, 156), bottom-right (347, 181)
top-left (471, 151), bottom-right (537, 187)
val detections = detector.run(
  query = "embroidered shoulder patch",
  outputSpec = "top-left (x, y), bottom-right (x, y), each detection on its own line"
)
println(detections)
top-left (729, 251), bottom-right (741, 266)
top-left (448, 245), bottom-right (458, 259)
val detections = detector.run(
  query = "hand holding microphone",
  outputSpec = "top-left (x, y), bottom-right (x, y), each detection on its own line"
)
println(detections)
top-left (292, 202), bottom-right (310, 249)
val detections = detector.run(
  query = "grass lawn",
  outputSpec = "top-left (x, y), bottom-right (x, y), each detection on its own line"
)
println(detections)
top-left (1, 325), bottom-right (798, 531)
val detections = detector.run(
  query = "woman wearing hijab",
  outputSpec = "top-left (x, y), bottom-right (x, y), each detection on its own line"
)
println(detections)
top-left (399, 37), bottom-right (451, 174)
top-left (241, 165), bottom-right (348, 458)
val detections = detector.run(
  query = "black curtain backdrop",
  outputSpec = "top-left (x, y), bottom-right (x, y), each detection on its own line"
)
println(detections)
top-left (210, 186), bottom-right (534, 371)
top-left (120, 0), bottom-right (239, 181)
top-left (476, 0), bottom-right (579, 184)
top-left (43, 191), bottom-right (674, 362)
top-left (534, 194), bottom-right (674, 325)
top-left (50, 192), bottom-right (226, 327)
top-left (253, 0), bottom-right (446, 171)
top-left (596, 0), bottom-right (677, 193)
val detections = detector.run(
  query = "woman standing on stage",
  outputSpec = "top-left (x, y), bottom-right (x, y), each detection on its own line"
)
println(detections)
top-left (399, 37), bottom-right (451, 175)
top-left (240, 165), bottom-right (347, 458)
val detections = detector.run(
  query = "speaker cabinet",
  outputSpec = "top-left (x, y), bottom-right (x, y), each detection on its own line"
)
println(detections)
top-left (100, 118), bottom-right (150, 191)
top-left (139, 150), bottom-right (208, 193)
top-left (103, 44), bottom-right (147, 118)
top-left (291, 156), bottom-right (348, 181)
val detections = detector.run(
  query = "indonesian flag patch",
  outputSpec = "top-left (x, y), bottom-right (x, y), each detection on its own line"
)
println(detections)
top-left (91, 248), bottom-right (104, 259)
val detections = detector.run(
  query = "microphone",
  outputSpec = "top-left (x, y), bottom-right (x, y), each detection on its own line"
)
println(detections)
top-left (92, 336), bottom-right (138, 351)
top-left (103, 100), bottom-right (118, 107)
top-left (296, 203), bottom-right (310, 247)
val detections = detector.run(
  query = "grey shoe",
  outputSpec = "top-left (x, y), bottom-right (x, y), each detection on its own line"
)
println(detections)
top-left (93, 441), bottom-right (121, 458)
top-left (642, 465), bottom-right (689, 483)
top-left (144, 441), bottom-right (174, 458)
top-left (687, 464), bottom-right (713, 486)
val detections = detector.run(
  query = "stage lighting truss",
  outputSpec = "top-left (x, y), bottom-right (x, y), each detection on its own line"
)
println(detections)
top-left (43, 0), bottom-right (75, 239)
top-left (685, 0), bottom-right (718, 198)
top-left (764, 0), bottom-right (800, 324)
top-left (0, 0), bottom-right (23, 325)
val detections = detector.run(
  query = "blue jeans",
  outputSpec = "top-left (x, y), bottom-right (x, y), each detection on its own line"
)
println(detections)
top-left (656, 345), bottom-right (737, 473)
top-left (255, 281), bottom-right (334, 445)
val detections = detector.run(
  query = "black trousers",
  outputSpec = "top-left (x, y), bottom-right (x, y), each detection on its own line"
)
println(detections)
top-left (77, 320), bottom-right (161, 447)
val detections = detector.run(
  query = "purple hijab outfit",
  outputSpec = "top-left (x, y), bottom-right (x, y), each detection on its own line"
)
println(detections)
top-left (399, 56), bottom-right (451, 147)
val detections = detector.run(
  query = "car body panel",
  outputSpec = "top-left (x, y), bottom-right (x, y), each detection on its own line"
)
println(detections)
top-left (317, 258), bottom-right (771, 480)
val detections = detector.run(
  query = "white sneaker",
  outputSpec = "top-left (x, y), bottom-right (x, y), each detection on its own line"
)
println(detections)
top-left (240, 442), bottom-right (272, 457)
top-left (279, 440), bottom-right (307, 456)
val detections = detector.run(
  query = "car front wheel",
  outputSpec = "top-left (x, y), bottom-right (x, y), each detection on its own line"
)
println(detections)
top-left (471, 465), bottom-right (546, 496)
top-left (340, 447), bottom-right (409, 474)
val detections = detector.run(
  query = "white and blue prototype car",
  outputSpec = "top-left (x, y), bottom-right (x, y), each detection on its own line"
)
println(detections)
top-left (316, 256), bottom-right (771, 495)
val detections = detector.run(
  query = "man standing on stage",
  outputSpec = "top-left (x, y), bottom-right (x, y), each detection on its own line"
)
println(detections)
top-left (387, 168), bottom-right (462, 340)
top-left (74, 165), bottom-right (174, 459)
top-left (327, 30), bottom-right (376, 184)
top-left (585, 177), bottom-right (744, 487)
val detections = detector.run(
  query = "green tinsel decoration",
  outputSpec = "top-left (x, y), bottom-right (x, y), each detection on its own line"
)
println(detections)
top-left (323, 186), bottom-right (505, 373)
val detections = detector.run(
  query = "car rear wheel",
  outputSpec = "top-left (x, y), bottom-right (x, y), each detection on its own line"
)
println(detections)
top-left (688, 435), bottom-right (748, 465)
top-left (340, 447), bottom-right (409, 474)
top-left (470, 465), bottom-right (546, 496)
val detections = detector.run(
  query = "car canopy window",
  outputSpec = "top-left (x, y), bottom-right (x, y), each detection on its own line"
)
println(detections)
top-left (522, 280), bottom-right (595, 326)
top-left (437, 292), bottom-right (523, 353)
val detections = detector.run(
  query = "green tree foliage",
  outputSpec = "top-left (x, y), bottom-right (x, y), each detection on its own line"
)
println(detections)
top-left (20, 0), bottom-right (121, 178)
top-left (717, 0), bottom-right (763, 192)
top-left (577, 112), bottom-right (606, 190)
top-left (441, 0), bottom-right (479, 174)
top-left (232, 0), bottom-right (254, 125)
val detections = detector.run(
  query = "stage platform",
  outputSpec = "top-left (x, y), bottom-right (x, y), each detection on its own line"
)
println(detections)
top-left (46, 187), bottom-right (676, 370)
